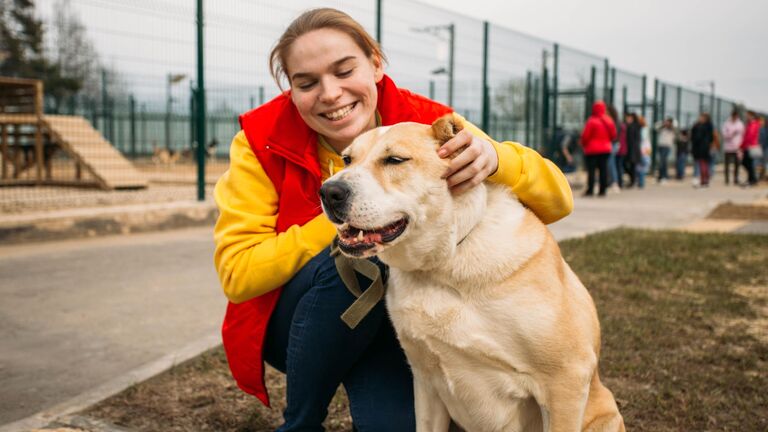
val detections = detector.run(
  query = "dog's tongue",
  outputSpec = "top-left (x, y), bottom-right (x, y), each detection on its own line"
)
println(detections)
top-left (341, 228), bottom-right (382, 245)
top-left (363, 232), bottom-right (382, 243)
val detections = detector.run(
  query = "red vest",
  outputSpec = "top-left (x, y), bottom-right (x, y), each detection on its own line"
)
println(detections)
top-left (223, 75), bottom-right (452, 406)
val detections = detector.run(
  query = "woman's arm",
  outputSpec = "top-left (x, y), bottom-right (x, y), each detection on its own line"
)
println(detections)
top-left (213, 131), bottom-right (336, 303)
top-left (438, 115), bottom-right (573, 224)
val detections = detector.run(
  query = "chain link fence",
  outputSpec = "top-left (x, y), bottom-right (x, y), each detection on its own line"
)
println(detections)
top-left (1, 0), bottom-right (765, 213)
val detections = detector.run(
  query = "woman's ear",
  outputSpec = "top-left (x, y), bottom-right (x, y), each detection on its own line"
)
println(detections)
top-left (431, 113), bottom-right (464, 144)
top-left (372, 55), bottom-right (384, 82)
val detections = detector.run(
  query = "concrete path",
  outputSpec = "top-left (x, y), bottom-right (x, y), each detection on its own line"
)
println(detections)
top-left (0, 180), bottom-right (765, 431)
top-left (0, 228), bottom-right (225, 429)
top-left (550, 180), bottom-right (767, 240)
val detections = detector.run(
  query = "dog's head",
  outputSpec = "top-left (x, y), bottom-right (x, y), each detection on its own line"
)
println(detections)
top-left (320, 113), bottom-right (465, 261)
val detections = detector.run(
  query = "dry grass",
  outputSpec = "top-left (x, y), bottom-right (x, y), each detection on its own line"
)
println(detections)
top-left (84, 229), bottom-right (768, 431)
top-left (707, 202), bottom-right (768, 220)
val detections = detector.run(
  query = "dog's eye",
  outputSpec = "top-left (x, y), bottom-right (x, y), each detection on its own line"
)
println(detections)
top-left (384, 156), bottom-right (410, 165)
top-left (342, 155), bottom-right (352, 165)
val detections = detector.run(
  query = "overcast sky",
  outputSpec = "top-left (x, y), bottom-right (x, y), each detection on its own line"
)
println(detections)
top-left (418, 0), bottom-right (768, 112)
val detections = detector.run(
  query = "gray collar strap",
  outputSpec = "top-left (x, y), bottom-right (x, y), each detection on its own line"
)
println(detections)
top-left (331, 238), bottom-right (386, 329)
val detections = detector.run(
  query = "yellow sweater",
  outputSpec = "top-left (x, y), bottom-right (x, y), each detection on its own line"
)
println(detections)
top-left (214, 118), bottom-right (573, 303)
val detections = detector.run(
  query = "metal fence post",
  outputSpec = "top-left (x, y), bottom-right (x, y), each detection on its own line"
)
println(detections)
top-left (587, 66), bottom-right (596, 121)
top-left (610, 68), bottom-right (616, 106)
top-left (552, 43), bottom-right (559, 133)
top-left (676, 86), bottom-right (682, 126)
top-left (716, 98), bottom-right (722, 128)
top-left (651, 79), bottom-right (659, 172)
top-left (525, 70), bottom-right (532, 146)
top-left (376, 0), bottom-right (382, 44)
top-left (190, 85), bottom-right (196, 151)
top-left (196, 0), bottom-right (206, 201)
top-left (110, 97), bottom-right (116, 145)
top-left (541, 50), bottom-right (550, 156)
top-left (129, 95), bottom-right (136, 158)
top-left (622, 85), bottom-right (628, 117)
top-left (448, 23), bottom-right (455, 108)
top-left (429, 80), bottom-right (435, 100)
top-left (259, 85), bottom-right (265, 106)
top-left (602, 59), bottom-right (609, 101)
top-left (101, 69), bottom-right (108, 134)
top-left (481, 21), bottom-right (490, 134)
top-left (641, 74), bottom-right (647, 119)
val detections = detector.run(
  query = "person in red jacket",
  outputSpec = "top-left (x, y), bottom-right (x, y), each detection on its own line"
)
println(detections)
top-left (214, 8), bottom-right (574, 431)
top-left (580, 101), bottom-right (617, 196)
top-left (740, 110), bottom-right (761, 186)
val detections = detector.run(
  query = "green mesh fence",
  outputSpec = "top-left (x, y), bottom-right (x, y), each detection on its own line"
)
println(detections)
top-left (1, 0), bottom-right (763, 212)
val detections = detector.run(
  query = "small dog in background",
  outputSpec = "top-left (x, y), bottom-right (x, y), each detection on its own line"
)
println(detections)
top-left (151, 146), bottom-right (181, 166)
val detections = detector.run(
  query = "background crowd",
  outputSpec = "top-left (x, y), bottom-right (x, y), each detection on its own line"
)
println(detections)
top-left (556, 102), bottom-right (768, 196)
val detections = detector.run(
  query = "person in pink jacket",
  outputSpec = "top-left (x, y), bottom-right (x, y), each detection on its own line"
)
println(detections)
top-left (741, 110), bottom-right (761, 186)
top-left (580, 101), bottom-right (617, 196)
top-left (721, 108), bottom-right (745, 185)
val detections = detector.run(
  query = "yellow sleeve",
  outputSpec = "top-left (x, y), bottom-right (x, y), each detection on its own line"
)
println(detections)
top-left (461, 118), bottom-right (574, 224)
top-left (213, 131), bottom-right (336, 303)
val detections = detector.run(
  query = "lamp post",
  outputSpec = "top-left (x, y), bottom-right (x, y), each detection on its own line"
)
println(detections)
top-left (412, 23), bottom-right (455, 107)
top-left (165, 73), bottom-right (187, 151)
top-left (694, 80), bottom-right (715, 113)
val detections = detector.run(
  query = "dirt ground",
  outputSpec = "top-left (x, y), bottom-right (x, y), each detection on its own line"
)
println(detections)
top-left (83, 229), bottom-right (768, 431)
top-left (707, 201), bottom-right (768, 220)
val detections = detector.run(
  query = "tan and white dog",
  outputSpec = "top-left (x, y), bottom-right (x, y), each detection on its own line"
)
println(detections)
top-left (319, 114), bottom-right (625, 432)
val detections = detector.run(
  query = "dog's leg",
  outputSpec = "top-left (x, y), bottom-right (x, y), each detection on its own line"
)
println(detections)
top-left (413, 370), bottom-right (450, 432)
top-left (540, 379), bottom-right (591, 432)
top-left (581, 374), bottom-right (625, 432)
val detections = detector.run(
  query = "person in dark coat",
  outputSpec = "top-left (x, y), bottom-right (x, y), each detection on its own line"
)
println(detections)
top-left (623, 112), bottom-right (641, 187)
top-left (690, 113), bottom-right (714, 187)
top-left (675, 128), bottom-right (690, 180)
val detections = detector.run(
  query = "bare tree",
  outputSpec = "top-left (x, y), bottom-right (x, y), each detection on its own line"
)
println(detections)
top-left (46, 0), bottom-right (100, 111)
top-left (492, 77), bottom-right (526, 122)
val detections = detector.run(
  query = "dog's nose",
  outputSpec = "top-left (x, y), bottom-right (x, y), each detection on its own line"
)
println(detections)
top-left (319, 180), bottom-right (352, 223)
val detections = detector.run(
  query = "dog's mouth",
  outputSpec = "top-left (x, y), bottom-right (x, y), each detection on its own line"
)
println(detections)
top-left (337, 216), bottom-right (409, 256)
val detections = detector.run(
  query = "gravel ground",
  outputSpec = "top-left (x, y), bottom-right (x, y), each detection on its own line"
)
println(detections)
top-left (0, 184), bottom-right (216, 214)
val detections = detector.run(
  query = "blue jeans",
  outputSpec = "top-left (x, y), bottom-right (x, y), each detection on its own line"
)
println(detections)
top-left (676, 152), bottom-right (688, 179)
top-left (607, 142), bottom-right (619, 186)
top-left (657, 147), bottom-right (671, 180)
top-left (264, 247), bottom-right (415, 432)
top-left (614, 154), bottom-right (625, 188)
top-left (636, 165), bottom-right (646, 188)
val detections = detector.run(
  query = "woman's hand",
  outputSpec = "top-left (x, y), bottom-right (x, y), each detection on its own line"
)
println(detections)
top-left (437, 129), bottom-right (499, 195)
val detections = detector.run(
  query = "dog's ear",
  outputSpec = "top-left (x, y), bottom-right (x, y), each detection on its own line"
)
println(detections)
top-left (431, 113), bottom-right (465, 144)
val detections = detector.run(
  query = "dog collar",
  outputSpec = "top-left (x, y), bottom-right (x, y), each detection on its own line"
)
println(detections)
top-left (331, 237), bottom-right (386, 329)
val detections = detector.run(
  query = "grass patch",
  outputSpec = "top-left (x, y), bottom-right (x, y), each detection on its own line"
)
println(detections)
top-left (561, 229), bottom-right (768, 431)
top-left (83, 229), bottom-right (768, 431)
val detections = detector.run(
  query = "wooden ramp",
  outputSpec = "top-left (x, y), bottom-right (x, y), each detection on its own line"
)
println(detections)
top-left (43, 115), bottom-right (147, 189)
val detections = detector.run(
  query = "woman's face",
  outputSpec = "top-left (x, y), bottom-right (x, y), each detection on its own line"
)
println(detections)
top-left (285, 28), bottom-right (384, 151)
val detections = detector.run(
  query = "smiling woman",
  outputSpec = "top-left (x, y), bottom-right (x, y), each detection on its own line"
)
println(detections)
top-left (212, 7), bottom-right (574, 431)
top-left (283, 28), bottom-right (383, 153)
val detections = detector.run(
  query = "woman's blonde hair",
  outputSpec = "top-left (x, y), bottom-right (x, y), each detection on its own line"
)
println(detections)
top-left (269, 8), bottom-right (386, 90)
